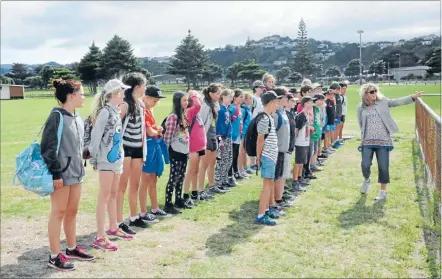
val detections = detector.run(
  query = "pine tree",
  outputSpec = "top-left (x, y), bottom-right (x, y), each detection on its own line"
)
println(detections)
top-left (168, 30), bottom-right (208, 90)
top-left (291, 18), bottom-right (316, 78)
top-left (78, 42), bottom-right (103, 93)
top-left (101, 35), bottom-right (140, 79)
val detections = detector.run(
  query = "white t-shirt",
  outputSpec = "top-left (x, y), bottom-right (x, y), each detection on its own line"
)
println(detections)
top-left (342, 95), bottom-right (348, 116)
top-left (252, 95), bottom-right (263, 118)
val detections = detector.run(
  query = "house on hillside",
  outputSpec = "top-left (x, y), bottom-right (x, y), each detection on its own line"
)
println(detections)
top-left (273, 60), bottom-right (287, 66)
top-left (421, 40), bottom-right (433, 45)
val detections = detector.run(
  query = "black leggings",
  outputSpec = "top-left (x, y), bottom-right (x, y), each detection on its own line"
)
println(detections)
top-left (228, 143), bottom-right (240, 176)
top-left (165, 147), bottom-right (188, 205)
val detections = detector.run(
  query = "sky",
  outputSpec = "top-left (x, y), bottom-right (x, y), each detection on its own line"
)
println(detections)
top-left (1, 1), bottom-right (440, 65)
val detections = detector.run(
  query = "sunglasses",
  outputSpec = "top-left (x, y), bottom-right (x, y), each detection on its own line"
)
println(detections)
top-left (366, 90), bottom-right (377, 95)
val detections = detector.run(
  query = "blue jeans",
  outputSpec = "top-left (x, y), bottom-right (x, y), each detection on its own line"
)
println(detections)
top-left (361, 146), bottom-right (390, 184)
top-left (260, 156), bottom-right (276, 179)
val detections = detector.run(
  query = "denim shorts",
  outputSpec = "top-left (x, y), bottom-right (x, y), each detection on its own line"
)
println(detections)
top-left (260, 156), bottom-right (276, 179)
top-left (312, 140), bottom-right (320, 154)
top-left (326, 125), bottom-right (336, 131)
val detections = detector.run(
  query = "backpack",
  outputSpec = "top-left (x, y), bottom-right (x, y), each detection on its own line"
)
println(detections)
top-left (274, 109), bottom-right (283, 132)
top-left (244, 112), bottom-right (273, 157)
top-left (12, 111), bottom-right (63, 197)
top-left (161, 113), bottom-right (197, 137)
top-left (83, 106), bottom-right (113, 162)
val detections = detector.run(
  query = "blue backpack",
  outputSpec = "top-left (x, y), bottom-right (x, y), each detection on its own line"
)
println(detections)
top-left (12, 111), bottom-right (64, 197)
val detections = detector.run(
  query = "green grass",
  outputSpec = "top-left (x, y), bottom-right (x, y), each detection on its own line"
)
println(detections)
top-left (0, 84), bottom-right (440, 278)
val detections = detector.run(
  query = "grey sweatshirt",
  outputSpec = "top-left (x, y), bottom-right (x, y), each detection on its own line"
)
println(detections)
top-left (200, 100), bottom-right (214, 133)
top-left (89, 104), bottom-right (123, 173)
top-left (41, 107), bottom-right (85, 186)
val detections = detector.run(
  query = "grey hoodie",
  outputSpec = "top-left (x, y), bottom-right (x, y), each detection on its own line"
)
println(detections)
top-left (41, 107), bottom-right (85, 186)
top-left (89, 104), bottom-right (123, 173)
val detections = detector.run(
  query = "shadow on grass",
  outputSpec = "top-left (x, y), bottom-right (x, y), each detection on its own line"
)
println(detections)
top-left (411, 139), bottom-right (441, 279)
top-left (339, 195), bottom-right (386, 229)
top-left (205, 200), bottom-right (263, 257)
top-left (1, 232), bottom-right (96, 278)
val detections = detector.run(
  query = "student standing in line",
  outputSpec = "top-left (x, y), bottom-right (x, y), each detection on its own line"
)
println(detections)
top-left (116, 72), bottom-right (148, 233)
top-left (250, 80), bottom-right (266, 171)
top-left (89, 79), bottom-right (133, 252)
top-left (229, 89), bottom-right (245, 182)
top-left (238, 92), bottom-right (253, 177)
top-left (182, 90), bottom-right (209, 206)
top-left (140, 86), bottom-right (170, 219)
top-left (338, 81), bottom-right (349, 143)
top-left (198, 84), bottom-right (226, 195)
top-left (163, 91), bottom-right (190, 213)
top-left (42, 79), bottom-right (95, 271)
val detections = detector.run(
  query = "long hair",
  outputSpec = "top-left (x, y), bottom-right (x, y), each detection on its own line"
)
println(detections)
top-left (359, 83), bottom-right (384, 106)
top-left (219, 88), bottom-right (233, 104)
top-left (172, 91), bottom-right (187, 129)
top-left (91, 88), bottom-right (124, 125)
top-left (233, 88), bottom-right (243, 104)
top-left (203, 83), bottom-right (222, 119)
top-left (121, 72), bottom-right (147, 118)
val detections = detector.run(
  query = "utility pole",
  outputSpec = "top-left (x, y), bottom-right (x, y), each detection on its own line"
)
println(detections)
top-left (358, 30), bottom-right (364, 85)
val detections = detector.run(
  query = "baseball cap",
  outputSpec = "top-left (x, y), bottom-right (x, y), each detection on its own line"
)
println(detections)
top-left (252, 80), bottom-right (265, 89)
top-left (300, 96), bottom-right (313, 106)
top-left (261, 91), bottom-right (282, 105)
top-left (312, 94), bottom-right (325, 101)
top-left (289, 88), bottom-right (298, 94)
top-left (274, 87), bottom-right (287, 97)
top-left (329, 82), bottom-right (341, 90)
top-left (144, 85), bottom-right (166, 99)
top-left (103, 79), bottom-right (131, 93)
top-left (301, 78), bottom-right (313, 87)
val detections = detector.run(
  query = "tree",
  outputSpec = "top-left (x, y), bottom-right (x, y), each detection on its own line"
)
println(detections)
top-left (78, 42), bottom-right (103, 93)
top-left (40, 65), bottom-right (55, 89)
top-left (368, 60), bottom-right (386, 76)
top-left (238, 61), bottom-right (266, 87)
top-left (325, 66), bottom-right (341, 78)
top-left (380, 50), bottom-right (419, 68)
top-left (288, 71), bottom-right (303, 84)
top-left (201, 64), bottom-right (223, 85)
top-left (275, 67), bottom-right (291, 84)
top-left (226, 62), bottom-right (243, 87)
top-left (34, 64), bottom-right (44, 75)
top-left (51, 68), bottom-right (80, 80)
top-left (101, 35), bottom-right (140, 79)
top-left (243, 37), bottom-right (257, 63)
top-left (406, 73), bottom-right (415, 80)
top-left (168, 30), bottom-right (208, 90)
top-left (10, 63), bottom-right (29, 84)
top-left (291, 18), bottom-right (316, 77)
top-left (0, 75), bottom-right (14, 84)
top-left (425, 47), bottom-right (441, 75)
top-left (24, 76), bottom-right (43, 89)
top-left (344, 59), bottom-right (364, 77)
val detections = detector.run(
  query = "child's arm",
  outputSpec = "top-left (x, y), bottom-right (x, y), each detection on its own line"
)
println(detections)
top-left (187, 91), bottom-right (202, 120)
top-left (256, 134), bottom-right (265, 167)
top-left (89, 108), bottom-right (109, 159)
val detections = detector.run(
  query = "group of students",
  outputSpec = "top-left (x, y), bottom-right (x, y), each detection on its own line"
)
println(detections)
top-left (39, 72), bottom-right (349, 271)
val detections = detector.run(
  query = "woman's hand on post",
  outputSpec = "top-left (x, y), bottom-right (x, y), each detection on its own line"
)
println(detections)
top-left (412, 91), bottom-right (423, 101)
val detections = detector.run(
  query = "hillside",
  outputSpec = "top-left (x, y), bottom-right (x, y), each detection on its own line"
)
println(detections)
top-left (1, 34), bottom-right (440, 76)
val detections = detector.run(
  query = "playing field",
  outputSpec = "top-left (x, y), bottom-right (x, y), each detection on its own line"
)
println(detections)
top-left (1, 84), bottom-right (440, 278)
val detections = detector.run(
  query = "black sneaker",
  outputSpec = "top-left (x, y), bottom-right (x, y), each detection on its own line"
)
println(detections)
top-left (209, 186), bottom-right (226, 194)
top-left (175, 199), bottom-right (193, 209)
top-left (119, 222), bottom-right (136, 235)
top-left (129, 217), bottom-right (149, 228)
top-left (200, 191), bottom-right (214, 200)
top-left (48, 253), bottom-right (75, 271)
top-left (227, 177), bottom-right (237, 187)
top-left (220, 184), bottom-right (232, 191)
top-left (65, 246), bottom-right (95, 261)
top-left (140, 213), bottom-right (159, 224)
top-left (151, 208), bottom-right (172, 218)
top-left (234, 173), bottom-right (244, 180)
top-left (163, 203), bottom-right (182, 215)
top-left (184, 198), bottom-right (196, 208)
top-left (191, 194), bottom-right (200, 202)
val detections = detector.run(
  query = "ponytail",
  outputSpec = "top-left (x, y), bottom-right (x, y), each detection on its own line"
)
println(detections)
top-left (203, 83), bottom-right (222, 120)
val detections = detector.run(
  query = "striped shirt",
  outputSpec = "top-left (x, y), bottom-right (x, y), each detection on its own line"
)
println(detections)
top-left (122, 111), bottom-right (143, 148)
top-left (257, 114), bottom-right (278, 163)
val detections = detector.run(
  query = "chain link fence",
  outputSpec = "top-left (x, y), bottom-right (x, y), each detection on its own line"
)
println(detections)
top-left (415, 95), bottom-right (441, 196)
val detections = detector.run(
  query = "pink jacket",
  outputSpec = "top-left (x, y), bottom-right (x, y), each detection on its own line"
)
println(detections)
top-left (187, 91), bottom-right (207, 153)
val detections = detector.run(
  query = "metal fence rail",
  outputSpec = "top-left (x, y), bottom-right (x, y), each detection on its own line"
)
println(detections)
top-left (415, 95), bottom-right (441, 196)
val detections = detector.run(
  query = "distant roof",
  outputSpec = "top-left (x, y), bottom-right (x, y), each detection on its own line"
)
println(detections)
top-left (390, 66), bottom-right (430, 70)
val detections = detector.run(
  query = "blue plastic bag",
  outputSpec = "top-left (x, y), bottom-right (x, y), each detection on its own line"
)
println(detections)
top-left (12, 111), bottom-right (63, 197)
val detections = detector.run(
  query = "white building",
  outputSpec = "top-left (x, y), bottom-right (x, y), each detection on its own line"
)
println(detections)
top-left (273, 60), bottom-right (287, 66)
top-left (389, 66), bottom-right (430, 80)
top-left (422, 40), bottom-right (432, 45)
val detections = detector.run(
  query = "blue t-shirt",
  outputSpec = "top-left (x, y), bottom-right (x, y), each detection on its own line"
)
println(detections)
top-left (216, 104), bottom-right (233, 138)
top-left (229, 104), bottom-right (242, 141)
top-left (241, 104), bottom-right (252, 136)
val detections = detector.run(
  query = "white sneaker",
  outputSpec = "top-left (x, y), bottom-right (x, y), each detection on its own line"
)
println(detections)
top-left (360, 178), bottom-right (370, 194)
top-left (375, 190), bottom-right (387, 200)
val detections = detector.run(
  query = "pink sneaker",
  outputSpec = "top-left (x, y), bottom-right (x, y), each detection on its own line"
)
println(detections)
top-left (106, 228), bottom-right (134, 240)
top-left (93, 236), bottom-right (118, 251)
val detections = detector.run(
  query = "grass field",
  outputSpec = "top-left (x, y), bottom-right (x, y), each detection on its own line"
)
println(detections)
top-left (1, 84), bottom-right (440, 278)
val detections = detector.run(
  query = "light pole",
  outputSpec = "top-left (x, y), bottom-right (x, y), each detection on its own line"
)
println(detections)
top-left (396, 53), bottom-right (401, 81)
top-left (358, 30), bottom-right (364, 85)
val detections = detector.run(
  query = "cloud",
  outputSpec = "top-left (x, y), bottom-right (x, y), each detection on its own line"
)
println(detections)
top-left (1, 1), bottom-right (440, 64)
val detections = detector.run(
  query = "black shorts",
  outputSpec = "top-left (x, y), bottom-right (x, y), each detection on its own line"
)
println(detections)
top-left (124, 146), bottom-right (143, 159)
top-left (295, 145), bottom-right (309, 164)
top-left (197, 150), bottom-right (206, 157)
top-left (274, 152), bottom-right (285, 180)
top-left (341, 115), bottom-right (346, 122)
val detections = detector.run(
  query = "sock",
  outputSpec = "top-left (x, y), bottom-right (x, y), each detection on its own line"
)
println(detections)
top-left (191, 191), bottom-right (198, 197)
top-left (276, 199), bottom-right (283, 204)
top-left (140, 212), bottom-right (146, 217)
top-left (67, 246), bottom-right (76, 251)
top-left (130, 215), bottom-right (138, 222)
top-left (265, 208), bottom-right (269, 212)
top-left (183, 193), bottom-right (189, 199)
top-left (257, 214), bottom-right (264, 218)
top-left (51, 253), bottom-right (59, 259)
top-left (151, 208), bottom-right (159, 213)
top-left (298, 176), bottom-right (302, 180)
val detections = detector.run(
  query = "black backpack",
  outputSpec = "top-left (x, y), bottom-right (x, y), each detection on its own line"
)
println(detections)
top-left (244, 112), bottom-right (272, 157)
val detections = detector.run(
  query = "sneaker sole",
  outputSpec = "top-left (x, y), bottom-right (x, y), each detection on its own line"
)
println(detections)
top-left (105, 233), bottom-right (134, 240)
top-left (129, 223), bottom-right (149, 229)
top-left (93, 244), bottom-right (118, 251)
top-left (65, 254), bottom-right (96, 261)
top-left (142, 219), bottom-right (160, 224)
top-left (47, 263), bottom-right (76, 271)
top-left (255, 221), bottom-right (277, 226)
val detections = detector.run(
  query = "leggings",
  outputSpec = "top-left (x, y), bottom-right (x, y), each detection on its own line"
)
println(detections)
top-left (165, 147), bottom-right (188, 205)
top-left (228, 143), bottom-right (240, 176)
top-left (303, 140), bottom-right (314, 177)
top-left (215, 137), bottom-right (233, 187)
